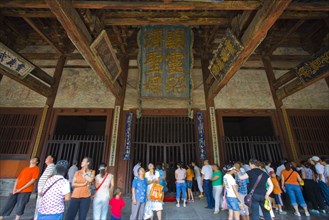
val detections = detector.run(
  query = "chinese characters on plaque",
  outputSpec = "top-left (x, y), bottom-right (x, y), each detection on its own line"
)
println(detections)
top-left (138, 26), bottom-right (193, 99)
top-left (208, 29), bottom-right (243, 81)
top-left (0, 42), bottom-right (35, 78)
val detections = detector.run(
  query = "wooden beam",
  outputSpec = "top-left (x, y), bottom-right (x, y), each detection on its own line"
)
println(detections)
top-left (280, 11), bottom-right (329, 20)
top-left (326, 77), bottom-right (329, 88)
top-left (104, 17), bottom-right (229, 26)
top-left (273, 70), bottom-right (296, 89)
top-left (208, 0), bottom-right (291, 100)
top-left (46, 0), bottom-right (121, 98)
top-left (112, 26), bottom-right (126, 54)
top-left (21, 52), bottom-right (83, 60)
top-left (287, 1), bottom-right (329, 11)
top-left (262, 56), bottom-right (283, 108)
top-left (0, 68), bottom-right (53, 97)
top-left (0, 1), bottom-right (261, 10)
top-left (22, 17), bottom-right (63, 54)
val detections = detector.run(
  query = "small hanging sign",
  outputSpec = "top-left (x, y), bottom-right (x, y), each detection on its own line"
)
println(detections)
top-left (108, 105), bottom-right (120, 166)
top-left (123, 112), bottom-right (133, 160)
top-left (197, 112), bottom-right (206, 160)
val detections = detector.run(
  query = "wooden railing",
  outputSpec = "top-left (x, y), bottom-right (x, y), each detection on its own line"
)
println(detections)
top-left (223, 136), bottom-right (283, 164)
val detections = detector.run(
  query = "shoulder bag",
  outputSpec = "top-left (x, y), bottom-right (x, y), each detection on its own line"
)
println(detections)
top-left (244, 174), bottom-right (263, 207)
top-left (41, 178), bottom-right (64, 196)
top-left (92, 172), bottom-right (109, 200)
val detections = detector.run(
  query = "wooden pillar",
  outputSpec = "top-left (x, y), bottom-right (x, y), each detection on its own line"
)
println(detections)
top-left (33, 56), bottom-right (66, 158)
top-left (262, 56), bottom-right (298, 162)
top-left (107, 56), bottom-right (130, 193)
top-left (201, 56), bottom-right (221, 166)
top-left (326, 77), bottom-right (329, 88)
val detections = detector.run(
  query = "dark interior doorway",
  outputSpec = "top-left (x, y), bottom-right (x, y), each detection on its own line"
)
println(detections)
top-left (223, 116), bottom-right (274, 137)
top-left (43, 116), bottom-right (107, 171)
top-left (222, 116), bottom-right (282, 164)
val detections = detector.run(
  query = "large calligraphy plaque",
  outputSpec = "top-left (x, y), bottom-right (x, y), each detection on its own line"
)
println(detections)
top-left (208, 29), bottom-right (243, 81)
top-left (0, 42), bottom-right (35, 79)
top-left (138, 26), bottom-right (193, 98)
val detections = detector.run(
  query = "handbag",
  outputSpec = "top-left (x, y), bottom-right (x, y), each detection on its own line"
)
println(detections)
top-left (92, 172), bottom-right (109, 200)
top-left (244, 174), bottom-right (263, 207)
top-left (221, 188), bottom-right (228, 210)
top-left (150, 184), bottom-right (163, 201)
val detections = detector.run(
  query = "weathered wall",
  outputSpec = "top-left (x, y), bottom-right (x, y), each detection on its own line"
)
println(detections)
top-left (123, 67), bottom-right (206, 110)
top-left (0, 68), bottom-right (116, 108)
top-left (214, 69), bottom-right (276, 109)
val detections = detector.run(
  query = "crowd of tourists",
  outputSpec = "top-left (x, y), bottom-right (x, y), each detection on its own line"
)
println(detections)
top-left (0, 155), bottom-right (329, 220)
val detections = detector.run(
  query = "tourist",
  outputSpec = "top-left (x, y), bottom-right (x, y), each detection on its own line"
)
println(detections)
top-left (145, 163), bottom-right (163, 219)
top-left (201, 160), bottom-right (214, 209)
top-left (68, 160), bottom-right (78, 190)
top-left (37, 160), bottom-right (70, 220)
top-left (186, 164), bottom-right (194, 203)
top-left (234, 162), bottom-right (249, 219)
top-left (175, 162), bottom-right (187, 208)
top-left (109, 188), bottom-right (125, 220)
top-left (223, 164), bottom-right (244, 220)
top-left (0, 157), bottom-right (40, 220)
top-left (130, 167), bottom-right (147, 220)
top-left (276, 159), bottom-right (287, 181)
top-left (312, 156), bottom-right (329, 206)
top-left (237, 159), bottom-right (273, 220)
top-left (281, 161), bottom-right (310, 217)
top-left (34, 154), bottom-right (56, 220)
top-left (191, 161), bottom-right (204, 198)
top-left (300, 160), bottom-right (325, 214)
top-left (156, 163), bottom-right (168, 193)
top-left (66, 157), bottom-right (95, 220)
top-left (93, 162), bottom-right (114, 220)
top-left (269, 171), bottom-right (286, 214)
top-left (211, 164), bottom-right (223, 215)
top-left (133, 160), bottom-right (142, 177)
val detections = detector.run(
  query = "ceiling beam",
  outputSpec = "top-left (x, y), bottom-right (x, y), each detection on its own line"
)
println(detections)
top-left (104, 17), bottom-right (229, 26)
top-left (22, 17), bottom-right (63, 54)
top-left (0, 68), bottom-right (53, 97)
top-left (207, 0), bottom-right (292, 100)
top-left (46, 0), bottom-right (121, 98)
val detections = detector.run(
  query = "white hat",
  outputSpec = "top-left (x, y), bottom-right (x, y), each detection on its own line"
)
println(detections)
top-left (311, 156), bottom-right (320, 162)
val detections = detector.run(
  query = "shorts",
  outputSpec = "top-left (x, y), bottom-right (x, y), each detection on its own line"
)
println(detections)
top-left (186, 181), bottom-right (193, 189)
top-left (226, 197), bottom-right (240, 211)
top-left (274, 194), bottom-right (283, 206)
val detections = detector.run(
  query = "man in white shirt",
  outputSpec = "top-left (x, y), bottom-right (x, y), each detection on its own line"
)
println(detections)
top-left (276, 159), bottom-right (287, 181)
top-left (34, 155), bottom-right (56, 220)
top-left (191, 162), bottom-right (204, 198)
top-left (133, 160), bottom-right (142, 177)
top-left (201, 160), bottom-right (214, 209)
top-left (312, 156), bottom-right (329, 207)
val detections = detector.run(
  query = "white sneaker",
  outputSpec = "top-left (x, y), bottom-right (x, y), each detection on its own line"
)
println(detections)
top-left (294, 212), bottom-right (301, 216)
top-left (305, 211), bottom-right (310, 217)
top-left (214, 211), bottom-right (219, 214)
top-left (183, 203), bottom-right (186, 207)
top-left (176, 203), bottom-right (180, 208)
top-left (321, 209), bottom-right (326, 214)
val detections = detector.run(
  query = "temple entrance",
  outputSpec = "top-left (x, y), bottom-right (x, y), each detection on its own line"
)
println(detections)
top-left (132, 115), bottom-right (197, 193)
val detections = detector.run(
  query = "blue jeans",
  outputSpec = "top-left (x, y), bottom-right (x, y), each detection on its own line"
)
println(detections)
top-left (66, 197), bottom-right (91, 220)
top-left (319, 181), bottom-right (329, 206)
top-left (37, 212), bottom-right (63, 220)
top-left (251, 193), bottom-right (271, 220)
top-left (285, 184), bottom-right (306, 207)
top-left (203, 180), bottom-right (214, 208)
top-left (176, 182), bottom-right (187, 200)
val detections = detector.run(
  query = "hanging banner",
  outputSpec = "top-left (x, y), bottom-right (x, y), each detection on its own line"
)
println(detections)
top-left (209, 107), bottom-right (220, 165)
top-left (197, 112), bottom-right (206, 160)
top-left (138, 25), bottom-right (193, 99)
top-left (208, 29), bottom-right (243, 81)
top-left (0, 42), bottom-right (35, 79)
top-left (123, 112), bottom-right (133, 160)
top-left (108, 106), bottom-right (120, 166)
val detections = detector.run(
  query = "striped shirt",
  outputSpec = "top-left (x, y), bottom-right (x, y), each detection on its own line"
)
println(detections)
top-left (38, 163), bottom-right (55, 192)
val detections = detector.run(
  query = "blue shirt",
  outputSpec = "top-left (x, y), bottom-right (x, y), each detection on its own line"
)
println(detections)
top-left (235, 169), bottom-right (248, 195)
top-left (132, 177), bottom-right (147, 202)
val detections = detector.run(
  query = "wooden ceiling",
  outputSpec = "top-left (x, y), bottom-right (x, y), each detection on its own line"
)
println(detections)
top-left (0, 0), bottom-right (328, 99)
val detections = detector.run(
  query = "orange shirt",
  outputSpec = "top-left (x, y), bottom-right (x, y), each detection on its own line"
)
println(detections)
top-left (72, 170), bottom-right (94, 198)
top-left (282, 170), bottom-right (299, 185)
top-left (186, 168), bottom-right (194, 181)
top-left (271, 177), bottom-right (282, 194)
top-left (16, 166), bottom-right (40, 193)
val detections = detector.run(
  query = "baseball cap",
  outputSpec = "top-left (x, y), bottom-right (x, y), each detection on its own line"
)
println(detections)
top-left (98, 164), bottom-right (106, 170)
top-left (224, 164), bottom-right (235, 171)
top-left (311, 156), bottom-right (320, 162)
top-left (56, 160), bottom-right (69, 169)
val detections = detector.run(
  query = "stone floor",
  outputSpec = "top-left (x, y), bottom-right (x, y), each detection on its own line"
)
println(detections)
top-left (1, 193), bottom-right (329, 220)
